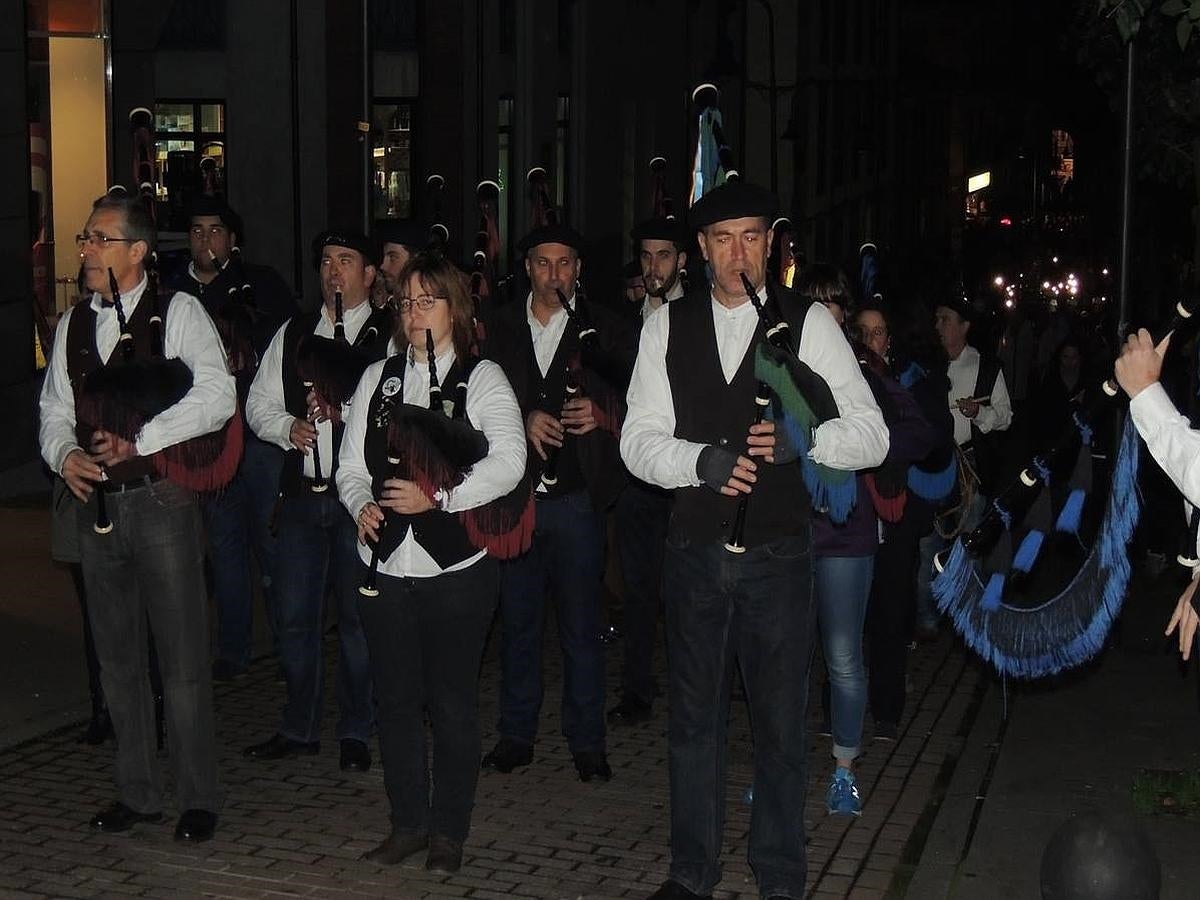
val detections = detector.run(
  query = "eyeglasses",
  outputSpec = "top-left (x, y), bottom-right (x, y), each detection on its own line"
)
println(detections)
top-left (76, 232), bottom-right (137, 250)
top-left (393, 294), bottom-right (447, 313)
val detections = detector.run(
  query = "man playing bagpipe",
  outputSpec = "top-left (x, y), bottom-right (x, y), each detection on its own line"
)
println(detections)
top-left (1116, 328), bottom-right (1200, 659)
top-left (374, 218), bottom-right (429, 303)
top-left (171, 197), bottom-right (299, 682)
top-left (243, 229), bottom-right (391, 772)
top-left (608, 216), bottom-right (689, 728)
top-left (39, 193), bottom-right (236, 843)
top-left (914, 293), bottom-right (1013, 639)
top-left (480, 223), bottom-right (637, 782)
top-left (337, 252), bottom-right (528, 873)
top-left (620, 181), bottom-right (887, 900)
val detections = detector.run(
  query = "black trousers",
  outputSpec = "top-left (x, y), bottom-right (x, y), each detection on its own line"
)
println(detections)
top-left (357, 556), bottom-right (498, 843)
top-left (866, 523), bottom-right (920, 727)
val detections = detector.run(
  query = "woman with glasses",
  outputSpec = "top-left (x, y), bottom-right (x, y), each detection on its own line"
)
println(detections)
top-left (337, 252), bottom-right (527, 874)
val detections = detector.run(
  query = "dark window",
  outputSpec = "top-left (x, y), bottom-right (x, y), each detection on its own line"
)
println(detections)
top-left (373, 0), bottom-right (418, 51)
top-left (154, 100), bottom-right (226, 226)
top-left (372, 99), bottom-right (415, 219)
top-left (499, 0), bottom-right (515, 54)
top-left (156, 0), bottom-right (225, 50)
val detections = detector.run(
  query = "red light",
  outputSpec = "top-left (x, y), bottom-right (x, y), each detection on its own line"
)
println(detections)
top-left (999, 216), bottom-right (1013, 227)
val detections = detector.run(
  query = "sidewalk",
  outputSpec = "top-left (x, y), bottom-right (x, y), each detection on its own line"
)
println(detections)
top-left (0, 500), bottom-right (989, 899)
top-left (908, 567), bottom-right (1200, 899)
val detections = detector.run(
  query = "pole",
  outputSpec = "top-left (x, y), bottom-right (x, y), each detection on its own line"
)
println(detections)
top-left (1117, 37), bottom-right (1135, 339)
top-left (361, 0), bottom-right (373, 234)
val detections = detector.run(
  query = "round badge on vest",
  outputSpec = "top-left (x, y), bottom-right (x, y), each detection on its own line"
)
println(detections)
top-left (381, 376), bottom-right (402, 397)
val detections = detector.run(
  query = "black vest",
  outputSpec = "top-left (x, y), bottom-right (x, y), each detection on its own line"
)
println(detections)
top-left (278, 306), bottom-right (391, 495)
top-left (665, 290), bottom-right (813, 548)
top-left (66, 292), bottom-right (175, 484)
top-left (363, 353), bottom-right (479, 568)
top-left (968, 352), bottom-right (1005, 494)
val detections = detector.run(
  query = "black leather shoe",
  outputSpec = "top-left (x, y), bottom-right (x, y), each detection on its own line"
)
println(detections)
top-left (79, 707), bottom-right (113, 745)
top-left (243, 733), bottom-right (320, 760)
top-left (425, 835), bottom-right (463, 874)
top-left (360, 830), bottom-right (428, 865)
top-left (607, 694), bottom-right (652, 726)
top-left (174, 809), bottom-right (217, 842)
top-left (573, 751), bottom-right (613, 783)
top-left (339, 738), bottom-right (371, 772)
top-left (646, 881), bottom-right (712, 900)
top-left (90, 802), bottom-right (162, 833)
top-left (480, 738), bottom-right (533, 773)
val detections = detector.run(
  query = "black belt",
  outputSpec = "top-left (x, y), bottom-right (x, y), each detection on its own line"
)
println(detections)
top-left (100, 473), bottom-right (164, 493)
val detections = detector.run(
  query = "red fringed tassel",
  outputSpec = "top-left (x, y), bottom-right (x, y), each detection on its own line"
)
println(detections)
top-left (461, 490), bottom-right (535, 560)
top-left (864, 473), bottom-right (907, 523)
top-left (155, 408), bottom-right (244, 493)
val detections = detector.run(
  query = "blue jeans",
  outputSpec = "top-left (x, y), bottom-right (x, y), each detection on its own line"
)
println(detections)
top-left (815, 554), bottom-right (875, 762)
top-left (663, 531), bottom-right (815, 899)
top-left (916, 491), bottom-right (987, 630)
top-left (273, 490), bottom-right (373, 744)
top-left (78, 479), bottom-right (218, 813)
top-left (497, 490), bottom-right (607, 754)
top-left (204, 435), bottom-right (284, 667)
top-left (614, 480), bottom-right (672, 704)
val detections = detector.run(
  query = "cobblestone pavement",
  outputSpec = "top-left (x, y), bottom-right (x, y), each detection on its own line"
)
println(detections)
top-left (0, 619), bottom-right (986, 899)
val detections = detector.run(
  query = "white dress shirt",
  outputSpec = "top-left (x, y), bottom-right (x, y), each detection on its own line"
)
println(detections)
top-left (1130, 382), bottom-right (1200, 568)
top-left (526, 291), bottom-right (576, 377)
top-left (620, 292), bottom-right (889, 490)
top-left (640, 281), bottom-right (686, 322)
top-left (946, 344), bottom-right (1013, 446)
top-left (337, 349), bottom-right (528, 578)
top-left (39, 275), bottom-right (236, 474)
top-left (246, 302), bottom-right (375, 479)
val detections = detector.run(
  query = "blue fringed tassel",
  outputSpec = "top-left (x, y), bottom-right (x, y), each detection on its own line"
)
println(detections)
top-left (981, 573), bottom-right (1006, 611)
top-left (932, 539), bottom-right (973, 615)
top-left (801, 456), bottom-right (857, 524)
top-left (1012, 530), bottom-right (1045, 575)
top-left (1056, 488), bottom-right (1086, 535)
top-left (770, 403), bottom-right (857, 524)
top-left (908, 456), bottom-right (958, 503)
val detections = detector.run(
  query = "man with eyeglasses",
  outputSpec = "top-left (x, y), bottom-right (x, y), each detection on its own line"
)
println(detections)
top-left (170, 197), bottom-right (298, 683)
top-left (243, 229), bottom-right (391, 774)
top-left (479, 223), bottom-right (636, 783)
top-left (39, 192), bottom-right (235, 843)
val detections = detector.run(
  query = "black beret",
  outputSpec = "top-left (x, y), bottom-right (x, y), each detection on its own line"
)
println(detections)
top-left (688, 181), bottom-right (778, 231)
top-left (935, 292), bottom-right (975, 322)
top-left (631, 216), bottom-right (688, 248)
top-left (311, 229), bottom-right (374, 269)
top-left (189, 196), bottom-right (244, 242)
top-left (621, 259), bottom-right (643, 279)
top-left (517, 223), bottom-right (585, 256)
top-left (374, 218), bottom-right (429, 253)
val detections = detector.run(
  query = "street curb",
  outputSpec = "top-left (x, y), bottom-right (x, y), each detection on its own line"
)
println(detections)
top-left (904, 674), bottom-right (1007, 898)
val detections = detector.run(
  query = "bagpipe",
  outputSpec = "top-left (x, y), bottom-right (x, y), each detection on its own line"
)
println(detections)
top-left (470, 179), bottom-right (501, 351)
top-left (359, 328), bottom-right (534, 597)
top-left (129, 107), bottom-right (157, 223)
top-left (426, 174), bottom-right (450, 253)
top-left (77, 265), bottom-right (244, 535)
top-left (727, 271), bottom-right (845, 550)
top-left (294, 290), bottom-right (386, 493)
top-left (528, 166), bottom-right (555, 228)
top-left (648, 155), bottom-right (689, 295)
top-left (209, 246), bottom-right (261, 380)
top-left (690, 83), bottom-right (738, 204)
top-left (931, 297), bottom-right (1200, 678)
top-left (685, 89), bottom-right (848, 537)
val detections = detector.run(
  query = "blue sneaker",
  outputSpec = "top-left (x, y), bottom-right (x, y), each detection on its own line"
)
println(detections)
top-left (826, 766), bottom-right (862, 816)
